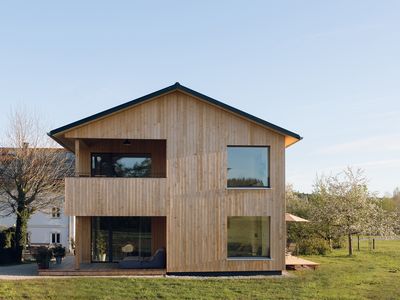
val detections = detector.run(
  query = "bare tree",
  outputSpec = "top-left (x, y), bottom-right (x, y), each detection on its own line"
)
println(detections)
top-left (0, 109), bottom-right (73, 262)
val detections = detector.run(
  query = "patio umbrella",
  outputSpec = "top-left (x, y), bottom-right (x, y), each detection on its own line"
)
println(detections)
top-left (285, 213), bottom-right (310, 222)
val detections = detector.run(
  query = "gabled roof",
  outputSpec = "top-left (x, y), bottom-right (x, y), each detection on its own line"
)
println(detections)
top-left (49, 82), bottom-right (302, 145)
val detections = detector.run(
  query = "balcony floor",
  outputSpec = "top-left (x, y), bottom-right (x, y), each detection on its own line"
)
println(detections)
top-left (38, 255), bottom-right (166, 276)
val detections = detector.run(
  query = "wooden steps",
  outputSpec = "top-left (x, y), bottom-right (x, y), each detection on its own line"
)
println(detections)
top-left (285, 255), bottom-right (319, 270)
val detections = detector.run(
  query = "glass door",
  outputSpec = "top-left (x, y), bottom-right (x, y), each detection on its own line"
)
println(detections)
top-left (111, 217), bottom-right (139, 261)
top-left (91, 217), bottom-right (152, 262)
top-left (91, 217), bottom-right (110, 262)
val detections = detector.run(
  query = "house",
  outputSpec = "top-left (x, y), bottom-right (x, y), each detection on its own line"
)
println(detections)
top-left (0, 148), bottom-right (75, 252)
top-left (49, 82), bottom-right (301, 275)
top-left (0, 206), bottom-right (74, 251)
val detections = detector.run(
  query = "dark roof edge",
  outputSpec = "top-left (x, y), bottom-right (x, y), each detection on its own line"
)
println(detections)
top-left (47, 132), bottom-right (75, 153)
top-left (177, 84), bottom-right (302, 140)
top-left (48, 83), bottom-right (179, 136)
top-left (48, 82), bottom-right (302, 140)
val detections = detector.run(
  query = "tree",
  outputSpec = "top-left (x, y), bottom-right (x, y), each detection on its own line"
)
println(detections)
top-left (393, 187), bottom-right (400, 211)
top-left (286, 185), bottom-right (333, 254)
top-left (370, 190), bottom-right (400, 237)
top-left (313, 168), bottom-right (374, 256)
top-left (362, 201), bottom-right (397, 248)
top-left (286, 184), bottom-right (311, 218)
top-left (0, 109), bottom-right (74, 262)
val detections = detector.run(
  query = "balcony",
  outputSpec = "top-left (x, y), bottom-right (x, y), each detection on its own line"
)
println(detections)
top-left (65, 138), bottom-right (167, 216)
top-left (64, 177), bottom-right (167, 216)
top-left (75, 139), bottom-right (166, 177)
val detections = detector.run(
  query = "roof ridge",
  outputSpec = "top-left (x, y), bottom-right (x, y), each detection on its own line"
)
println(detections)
top-left (49, 83), bottom-right (302, 141)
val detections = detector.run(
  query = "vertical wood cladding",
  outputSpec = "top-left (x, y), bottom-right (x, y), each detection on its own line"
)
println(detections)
top-left (62, 91), bottom-right (286, 272)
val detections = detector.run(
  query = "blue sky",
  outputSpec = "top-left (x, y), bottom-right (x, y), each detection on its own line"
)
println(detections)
top-left (0, 1), bottom-right (399, 195)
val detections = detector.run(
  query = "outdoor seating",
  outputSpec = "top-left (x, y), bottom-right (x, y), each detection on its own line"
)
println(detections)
top-left (118, 248), bottom-right (166, 269)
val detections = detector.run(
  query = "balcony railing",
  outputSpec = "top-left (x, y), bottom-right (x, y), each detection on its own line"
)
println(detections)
top-left (64, 177), bottom-right (167, 216)
top-left (74, 172), bottom-right (167, 178)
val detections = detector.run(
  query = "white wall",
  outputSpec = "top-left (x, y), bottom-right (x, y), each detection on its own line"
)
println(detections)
top-left (0, 207), bottom-right (74, 251)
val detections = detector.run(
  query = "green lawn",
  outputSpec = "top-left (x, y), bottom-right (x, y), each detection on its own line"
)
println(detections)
top-left (0, 239), bottom-right (399, 300)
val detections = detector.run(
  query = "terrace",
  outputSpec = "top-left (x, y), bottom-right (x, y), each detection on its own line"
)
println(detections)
top-left (38, 256), bottom-right (166, 276)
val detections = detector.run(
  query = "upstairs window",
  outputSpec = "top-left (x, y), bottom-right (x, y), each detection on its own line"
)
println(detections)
top-left (91, 153), bottom-right (152, 178)
top-left (52, 207), bottom-right (61, 218)
top-left (227, 146), bottom-right (270, 188)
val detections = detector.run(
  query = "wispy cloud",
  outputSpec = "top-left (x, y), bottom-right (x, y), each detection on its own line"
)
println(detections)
top-left (312, 159), bottom-right (400, 178)
top-left (364, 110), bottom-right (400, 120)
top-left (304, 24), bottom-right (384, 40)
top-left (316, 135), bottom-right (400, 155)
top-left (287, 159), bottom-right (400, 194)
top-left (353, 159), bottom-right (400, 168)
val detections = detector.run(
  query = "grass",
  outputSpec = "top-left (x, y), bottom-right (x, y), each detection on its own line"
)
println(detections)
top-left (0, 239), bottom-right (399, 300)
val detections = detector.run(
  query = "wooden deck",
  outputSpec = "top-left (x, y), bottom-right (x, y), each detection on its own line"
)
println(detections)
top-left (38, 256), bottom-right (166, 276)
top-left (38, 255), bottom-right (318, 276)
top-left (285, 255), bottom-right (319, 270)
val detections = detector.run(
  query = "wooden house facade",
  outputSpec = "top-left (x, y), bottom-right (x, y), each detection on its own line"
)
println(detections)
top-left (49, 83), bottom-right (301, 275)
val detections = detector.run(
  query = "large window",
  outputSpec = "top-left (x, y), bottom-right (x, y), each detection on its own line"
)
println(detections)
top-left (227, 146), bottom-right (270, 188)
top-left (91, 153), bottom-right (152, 177)
top-left (227, 216), bottom-right (270, 258)
top-left (91, 217), bottom-right (152, 262)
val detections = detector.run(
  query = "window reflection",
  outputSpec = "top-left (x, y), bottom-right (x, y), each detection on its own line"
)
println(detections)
top-left (91, 217), bottom-right (152, 262)
top-left (91, 153), bottom-right (152, 177)
top-left (227, 216), bottom-right (270, 258)
top-left (227, 147), bottom-right (269, 187)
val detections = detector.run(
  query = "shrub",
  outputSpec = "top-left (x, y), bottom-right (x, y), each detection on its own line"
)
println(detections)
top-left (33, 246), bottom-right (53, 269)
top-left (287, 223), bottom-right (315, 244)
top-left (332, 236), bottom-right (346, 249)
top-left (52, 244), bottom-right (66, 258)
top-left (0, 226), bottom-right (18, 264)
top-left (297, 237), bottom-right (331, 255)
top-left (70, 238), bottom-right (75, 251)
top-left (0, 226), bottom-right (16, 249)
top-left (0, 248), bottom-right (18, 264)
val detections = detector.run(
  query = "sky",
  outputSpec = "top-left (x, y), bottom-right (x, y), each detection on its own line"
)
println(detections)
top-left (0, 1), bottom-right (399, 195)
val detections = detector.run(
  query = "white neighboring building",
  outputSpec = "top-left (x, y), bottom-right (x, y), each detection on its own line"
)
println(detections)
top-left (0, 205), bottom-right (75, 251)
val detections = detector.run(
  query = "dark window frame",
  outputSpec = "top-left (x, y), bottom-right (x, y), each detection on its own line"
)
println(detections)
top-left (91, 152), bottom-right (152, 178)
top-left (90, 216), bottom-right (153, 263)
top-left (226, 145), bottom-right (271, 189)
top-left (51, 232), bottom-right (61, 244)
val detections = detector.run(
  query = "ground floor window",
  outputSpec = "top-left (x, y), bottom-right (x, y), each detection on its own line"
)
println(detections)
top-left (227, 216), bottom-right (270, 258)
top-left (91, 217), bottom-right (152, 262)
top-left (51, 232), bottom-right (61, 244)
